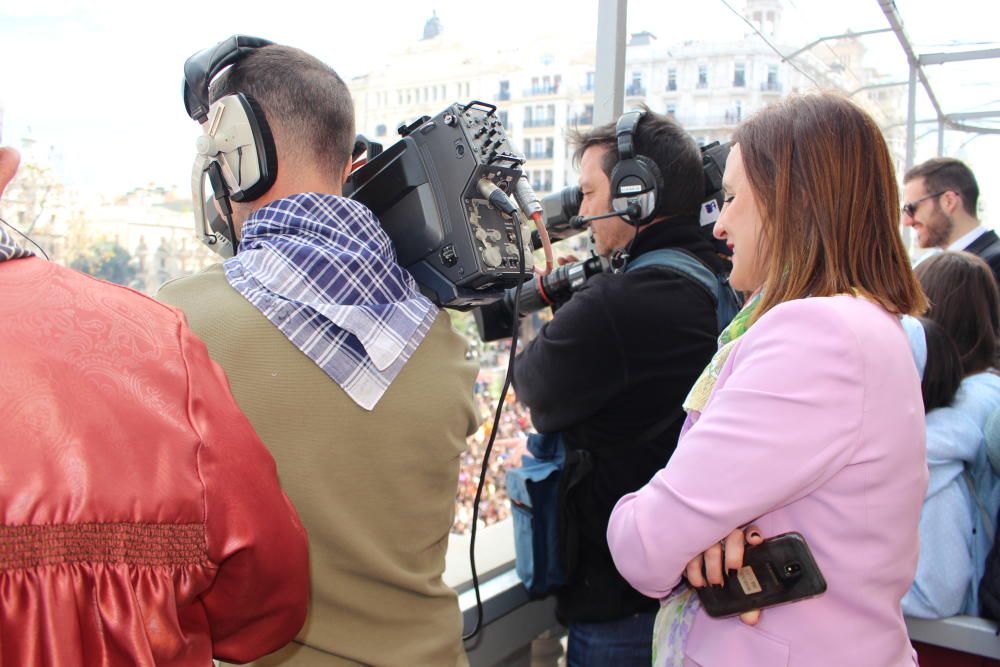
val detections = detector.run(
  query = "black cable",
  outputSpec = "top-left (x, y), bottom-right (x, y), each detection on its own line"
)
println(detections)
top-left (0, 215), bottom-right (50, 260)
top-left (626, 219), bottom-right (641, 261)
top-left (463, 201), bottom-right (526, 642)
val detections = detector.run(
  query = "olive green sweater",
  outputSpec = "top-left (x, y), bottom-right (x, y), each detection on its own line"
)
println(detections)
top-left (159, 264), bottom-right (478, 667)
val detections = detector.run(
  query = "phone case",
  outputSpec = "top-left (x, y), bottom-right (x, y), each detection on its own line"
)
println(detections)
top-left (695, 532), bottom-right (827, 618)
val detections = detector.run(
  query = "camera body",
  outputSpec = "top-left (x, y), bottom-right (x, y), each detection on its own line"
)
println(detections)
top-left (344, 101), bottom-right (534, 310)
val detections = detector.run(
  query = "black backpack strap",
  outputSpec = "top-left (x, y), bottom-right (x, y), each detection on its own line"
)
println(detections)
top-left (625, 248), bottom-right (718, 304)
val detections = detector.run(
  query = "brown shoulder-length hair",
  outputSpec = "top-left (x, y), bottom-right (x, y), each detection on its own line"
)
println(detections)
top-left (915, 251), bottom-right (1000, 376)
top-left (733, 93), bottom-right (927, 321)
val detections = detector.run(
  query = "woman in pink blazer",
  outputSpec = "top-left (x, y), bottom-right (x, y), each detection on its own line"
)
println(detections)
top-left (607, 94), bottom-right (929, 667)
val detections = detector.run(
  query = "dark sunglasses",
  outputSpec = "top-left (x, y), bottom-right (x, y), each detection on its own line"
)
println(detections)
top-left (902, 191), bottom-right (951, 218)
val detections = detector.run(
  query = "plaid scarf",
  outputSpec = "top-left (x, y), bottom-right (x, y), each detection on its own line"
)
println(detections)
top-left (224, 193), bottom-right (438, 410)
top-left (0, 225), bottom-right (33, 262)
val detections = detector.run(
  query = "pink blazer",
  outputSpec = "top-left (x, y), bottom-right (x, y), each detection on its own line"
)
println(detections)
top-left (608, 296), bottom-right (927, 667)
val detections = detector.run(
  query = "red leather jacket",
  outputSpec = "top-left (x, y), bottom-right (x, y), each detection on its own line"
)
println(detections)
top-left (0, 257), bottom-right (309, 665)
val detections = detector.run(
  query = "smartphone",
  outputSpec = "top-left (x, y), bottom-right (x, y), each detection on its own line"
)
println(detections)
top-left (695, 532), bottom-right (826, 618)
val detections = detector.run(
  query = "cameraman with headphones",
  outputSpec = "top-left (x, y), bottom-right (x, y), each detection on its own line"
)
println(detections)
top-left (159, 37), bottom-right (478, 667)
top-left (513, 108), bottom-right (726, 665)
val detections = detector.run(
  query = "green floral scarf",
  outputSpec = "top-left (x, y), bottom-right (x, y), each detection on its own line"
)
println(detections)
top-left (683, 290), bottom-right (763, 413)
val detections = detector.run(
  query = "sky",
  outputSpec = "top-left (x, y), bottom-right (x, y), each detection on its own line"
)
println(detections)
top-left (1, 0), bottom-right (998, 218)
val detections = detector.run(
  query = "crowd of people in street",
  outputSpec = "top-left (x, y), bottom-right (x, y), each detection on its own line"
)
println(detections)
top-left (453, 382), bottom-right (533, 534)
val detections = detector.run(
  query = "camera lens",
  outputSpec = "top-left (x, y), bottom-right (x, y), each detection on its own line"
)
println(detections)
top-left (784, 562), bottom-right (802, 577)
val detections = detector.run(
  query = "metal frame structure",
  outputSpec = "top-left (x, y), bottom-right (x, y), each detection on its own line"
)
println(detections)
top-left (590, 0), bottom-right (998, 168)
top-left (877, 0), bottom-right (1000, 168)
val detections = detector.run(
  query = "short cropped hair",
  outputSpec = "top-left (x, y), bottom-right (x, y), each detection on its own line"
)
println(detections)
top-left (568, 105), bottom-right (704, 218)
top-left (210, 44), bottom-right (355, 173)
top-left (916, 251), bottom-right (999, 377)
top-left (904, 158), bottom-right (979, 218)
top-left (733, 93), bottom-right (927, 322)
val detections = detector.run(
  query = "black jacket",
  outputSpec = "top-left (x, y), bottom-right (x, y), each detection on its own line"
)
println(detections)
top-left (965, 229), bottom-right (1000, 288)
top-left (513, 216), bottom-right (725, 623)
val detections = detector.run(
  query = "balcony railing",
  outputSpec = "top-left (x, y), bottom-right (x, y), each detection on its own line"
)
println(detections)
top-left (674, 113), bottom-right (741, 128)
top-left (524, 85), bottom-right (560, 96)
top-left (523, 118), bottom-right (556, 128)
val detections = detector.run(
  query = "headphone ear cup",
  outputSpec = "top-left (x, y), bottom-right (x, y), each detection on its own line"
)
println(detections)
top-left (229, 93), bottom-right (278, 202)
top-left (635, 155), bottom-right (664, 219)
top-left (610, 155), bottom-right (663, 225)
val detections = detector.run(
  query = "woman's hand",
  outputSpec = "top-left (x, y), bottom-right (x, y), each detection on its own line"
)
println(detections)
top-left (685, 524), bottom-right (765, 625)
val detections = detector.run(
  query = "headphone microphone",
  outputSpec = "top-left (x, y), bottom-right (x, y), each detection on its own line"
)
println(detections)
top-left (568, 201), bottom-right (643, 229)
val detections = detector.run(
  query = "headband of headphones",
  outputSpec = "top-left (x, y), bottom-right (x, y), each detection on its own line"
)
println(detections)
top-left (183, 35), bottom-right (274, 123)
top-left (616, 110), bottom-right (643, 162)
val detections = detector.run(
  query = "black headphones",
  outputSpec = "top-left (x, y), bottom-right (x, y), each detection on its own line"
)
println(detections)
top-left (609, 109), bottom-right (663, 226)
top-left (184, 35), bottom-right (278, 204)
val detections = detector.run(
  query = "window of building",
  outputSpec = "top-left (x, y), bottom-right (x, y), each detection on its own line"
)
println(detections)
top-left (734, 63), bottom-right (746, 88)
top-left (627, 71), bottom-right (645, 96)
top-left (767, 65), bottom-right (780, 91)
top-left (698, 65), bottom-right (708, 88)
top-left (499, 110), bottom-right (508, 127)
top-left (666, 104), bottom-right (676, 117)
top-left (667, 68), bottom-right (677, 91)
top-left (375, 124), bottom-right (386, 137)
top-left (499, 80), bottom-right (510, 101)
top-left (585, 71), bottom-right (595, 92)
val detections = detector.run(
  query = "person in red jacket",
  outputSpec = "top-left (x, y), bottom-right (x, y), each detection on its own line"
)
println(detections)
top-left (0, 145), bottom-right (309, 666)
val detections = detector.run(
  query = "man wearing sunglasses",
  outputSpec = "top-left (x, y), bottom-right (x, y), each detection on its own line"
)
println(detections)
top-left (903, 157), bottom-right (1000, 284)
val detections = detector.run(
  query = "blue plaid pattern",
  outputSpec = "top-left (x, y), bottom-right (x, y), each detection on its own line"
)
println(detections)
top-left (224, 193), bottom-right (438, 410)
top-left (0, 226), bottom-right (33, 262)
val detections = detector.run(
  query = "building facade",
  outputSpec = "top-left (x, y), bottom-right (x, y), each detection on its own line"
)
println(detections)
top-left (349, 0), bottom-right (905, 198)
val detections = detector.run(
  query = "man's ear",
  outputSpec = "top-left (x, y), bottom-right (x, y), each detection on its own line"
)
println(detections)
top-left (941, 190), bottom-right (963, 216)
top-left (341, 158), bottom-right (353, 186)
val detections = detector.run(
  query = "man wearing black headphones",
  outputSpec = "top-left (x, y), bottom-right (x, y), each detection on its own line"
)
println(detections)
top-left (513, 108), bottom-right (726, 665)
top-left (159, 37), bottom-right (478, 667)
